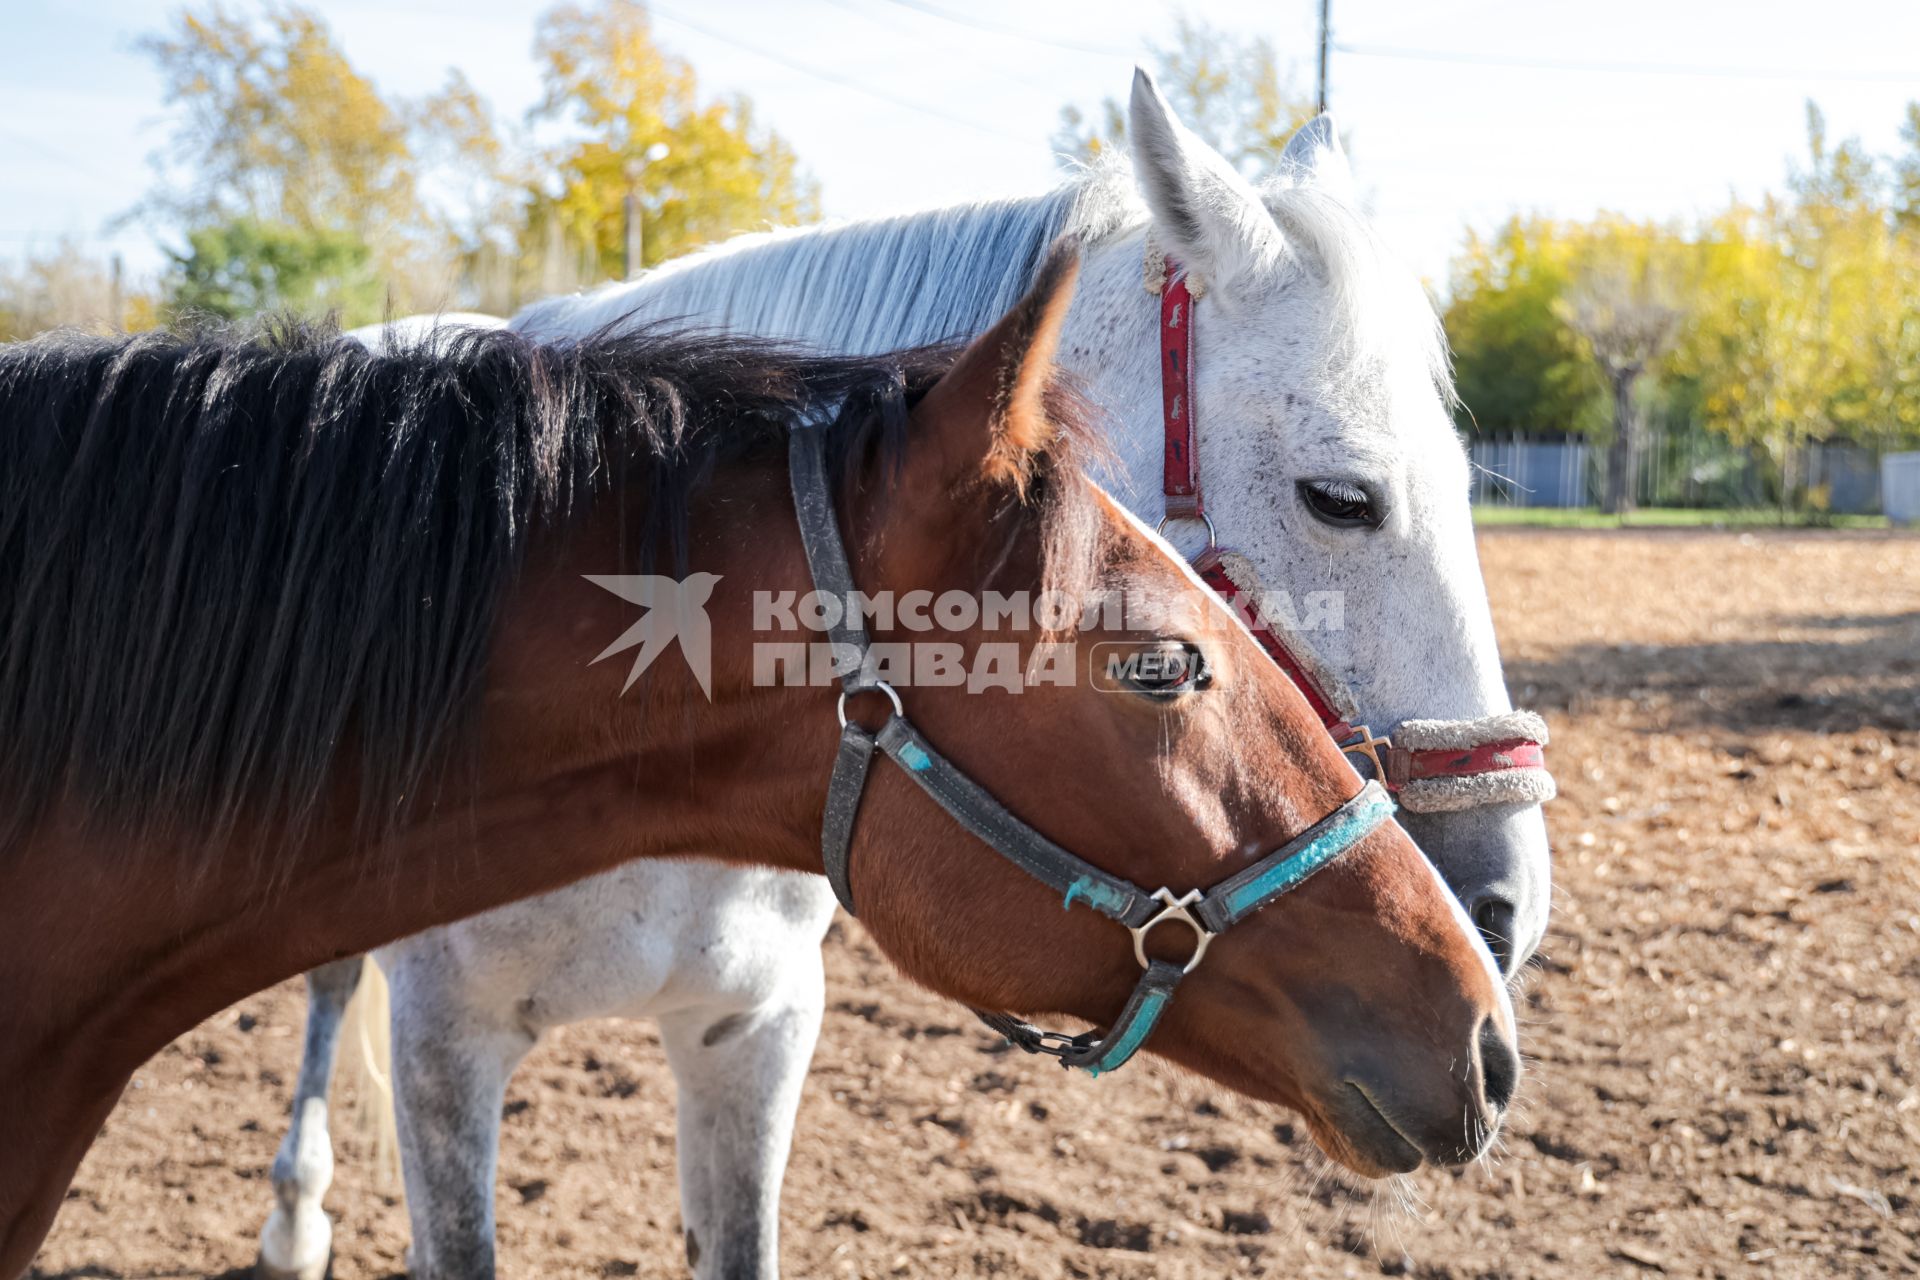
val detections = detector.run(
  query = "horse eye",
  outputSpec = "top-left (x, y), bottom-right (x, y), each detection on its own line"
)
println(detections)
top-left (1298, 478), bottom-right (1383, 530)
top-left (1125, 642), bottom-right (1213, 702)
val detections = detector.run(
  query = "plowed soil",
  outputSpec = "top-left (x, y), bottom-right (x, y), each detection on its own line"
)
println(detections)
top-left (29, 529), bottom-right (1920, 1279)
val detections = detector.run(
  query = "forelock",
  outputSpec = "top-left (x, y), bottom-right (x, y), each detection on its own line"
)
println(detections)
top-left (1255, 180), bottom-right (1457, 408)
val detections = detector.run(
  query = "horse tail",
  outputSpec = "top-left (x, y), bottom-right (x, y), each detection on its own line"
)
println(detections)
top-left (338, 956), bottom-right (401, 1188)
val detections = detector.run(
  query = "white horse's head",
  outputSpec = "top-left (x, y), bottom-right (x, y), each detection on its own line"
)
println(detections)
top-left (1059, 71), bottom-right (1552, 974)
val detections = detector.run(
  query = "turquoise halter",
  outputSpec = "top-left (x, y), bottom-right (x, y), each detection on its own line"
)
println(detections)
top-left (791, 425), bottom-right (1396, 1075)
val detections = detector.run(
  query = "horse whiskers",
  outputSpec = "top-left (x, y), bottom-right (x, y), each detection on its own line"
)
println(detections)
top-left (1390, 1191), bottom-right (1419, 1258)
top-left (1362, 1171), bottom-right (1422, 1265)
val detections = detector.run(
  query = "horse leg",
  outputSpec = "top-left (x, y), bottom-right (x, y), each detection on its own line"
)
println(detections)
top-left (388, 952), bottom-right (535, 1280)
top-left (657, 954), bottom-right (825, 1280)
top-left (257, 955), bottom-right (365, 1280)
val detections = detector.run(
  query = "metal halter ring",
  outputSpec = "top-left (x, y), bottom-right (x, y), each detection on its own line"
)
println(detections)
top-left (1155, 511), bottom-right (1217, 551)
top-left (836, 679), bottom-right (904, 729)
top-left (1130, 887), bottom-right (1215, 974)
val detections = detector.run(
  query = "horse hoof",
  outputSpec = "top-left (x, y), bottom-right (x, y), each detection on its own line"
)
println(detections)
top-left (257, 1206), bottom-right (333, 1280)
top-left (254, 1255), bottom-right (331, 1280)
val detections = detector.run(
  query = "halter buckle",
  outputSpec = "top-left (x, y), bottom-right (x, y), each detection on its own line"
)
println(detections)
top-left (1131, 887), bottom-right (1214, 974)
top-left (1031, 1028), bottom-right (1087, 1058)
top-left (1338, 724), bottom-right (1393, 780)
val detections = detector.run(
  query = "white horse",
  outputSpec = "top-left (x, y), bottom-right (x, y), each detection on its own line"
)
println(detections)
top-left (258, 73), bottom-right (1554, 1280)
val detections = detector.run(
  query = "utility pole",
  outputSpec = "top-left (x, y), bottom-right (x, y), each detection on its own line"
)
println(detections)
top-left (623, 141), bottom-right (671, 281)
top-left (623, 189), bottom-right (640, 282)
top-left (1316, 0), bottom-right (1331, 115)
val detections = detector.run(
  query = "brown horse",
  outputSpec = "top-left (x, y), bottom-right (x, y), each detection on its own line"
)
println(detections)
top-left (0, 248), bottom-right (1514, 1276)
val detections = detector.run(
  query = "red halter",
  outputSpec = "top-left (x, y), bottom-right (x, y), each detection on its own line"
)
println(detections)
top-left (1151, 257), bottom-right (1548, 796)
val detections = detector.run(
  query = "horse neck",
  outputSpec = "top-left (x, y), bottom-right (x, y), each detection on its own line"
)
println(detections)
top-left (0, 471), bottom-right (844, 1271)
top-left (0, 730), bottom-right (816, 1275)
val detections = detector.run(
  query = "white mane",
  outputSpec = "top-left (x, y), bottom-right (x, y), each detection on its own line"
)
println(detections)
top-left (511, 164), bottom-right (1127, 352)
top-left (510, 157), bottom-right (1451, 404)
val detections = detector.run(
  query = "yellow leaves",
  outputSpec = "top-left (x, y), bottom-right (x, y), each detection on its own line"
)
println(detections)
top-left (133, 2), bottom-right (819, 317)
top-left (1452, 112), bottom-right (1920, 455)
top-left (524, 1), bottom-right (818, 278)
top-left (123, 293), bottom-right (164, 334)
top-left (140, 4), bottom-right (418, 247)
top-left (1678, 184), bottom-right (1920, 449)
top-left (534, 0), bottom-right (685, 136)
top-left (1445, 213), bottom-right (1615, 435)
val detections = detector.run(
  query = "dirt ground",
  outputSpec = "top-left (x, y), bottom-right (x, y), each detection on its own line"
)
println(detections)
top-left (29, 529), bottom-right (1920, 1280)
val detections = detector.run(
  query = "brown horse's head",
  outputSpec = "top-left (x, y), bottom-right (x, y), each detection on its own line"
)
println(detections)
top-left (822, 244), bottom-right (1518, 1176)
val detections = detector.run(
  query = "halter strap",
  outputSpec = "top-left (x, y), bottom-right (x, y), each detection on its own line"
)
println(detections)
top-left (1158, 264), bottom-right (1204, 521)
top-left (789, 425), bottom-right (1393, 1075)
top-left (1149, 255), bottom-right (1554, 812)
top-left (788, 417), bottom-right (880, 690)
top-left (1193, 546), bottom-right (1355, 739)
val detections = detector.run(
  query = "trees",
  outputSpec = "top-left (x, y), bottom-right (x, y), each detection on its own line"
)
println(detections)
top-left (1897, 103), bottom-right (1920, 230)
top-left (410, 69), bottom-right (534, 306)
top-left (1670, 106), bottom-right (1920, 496)
top-left (1446, 100), bottom-right (1920, 510)
top-left (164, 220), bottom-right (379, 322)
top-left (1053, 18), bottom-right (1316, 181)
top-left (134, 4), bottom-right (426, 324)
top-left (0, 241), bottom-right (156, 341)
top-left (137, 6), bottom-right (422, 254)
top-left (127, 1), bottom-right (818, 325)
top-left (1556, 263), bottom-right (1680, 515)
top-left (1444, 218), bottom-right (1605, 437)
top-left (524, 1), bottom-right (816, 281)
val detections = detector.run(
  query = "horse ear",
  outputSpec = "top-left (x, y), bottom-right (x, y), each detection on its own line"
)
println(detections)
top-left (1279, 113), bottom-right (1358, 205)
top-left (914, 239), bottom-right (1081, 493)
top-left (1128, 67), bottom-right (1283, 291)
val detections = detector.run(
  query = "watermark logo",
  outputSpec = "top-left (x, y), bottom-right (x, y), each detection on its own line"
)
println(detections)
top-left (584, 573), bottom-right (722, 699)
top-left (588, 576), bottom-right (1342, 698)
top-left (1090, 641), bottom-right (1215, 694)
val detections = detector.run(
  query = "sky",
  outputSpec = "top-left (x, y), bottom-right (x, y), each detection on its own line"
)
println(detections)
top-left (4, 0), bottom-right (1920, 292)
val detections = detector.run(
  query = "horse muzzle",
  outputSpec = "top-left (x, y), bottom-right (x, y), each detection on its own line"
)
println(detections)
top-left (1310, 1013), bottom-right (1521, 1175)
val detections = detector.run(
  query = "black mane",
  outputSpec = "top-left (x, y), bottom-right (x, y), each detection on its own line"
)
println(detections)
top-left (0, 320), bottom-right (949, 858)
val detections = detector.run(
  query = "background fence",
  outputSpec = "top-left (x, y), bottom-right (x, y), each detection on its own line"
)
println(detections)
top-left (1466, 416), bottom-right (1903, 515)
top-left (1886, 452), bottom-right (1920, 524)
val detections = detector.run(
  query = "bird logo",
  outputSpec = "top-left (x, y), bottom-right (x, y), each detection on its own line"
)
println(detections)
top-left (583, 573), bottom-right (723, 700)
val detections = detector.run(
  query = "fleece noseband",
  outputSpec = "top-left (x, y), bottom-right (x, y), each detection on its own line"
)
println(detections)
top-left (790, 425), bottom-right (1393, 1075)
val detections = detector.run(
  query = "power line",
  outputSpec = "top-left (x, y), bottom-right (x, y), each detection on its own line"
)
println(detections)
top-left (0, 126), bottom-right (122, 186)
top-left (1316, 0), bottom-right (1330, 115)
top-left (881, 0), bottom-right (1136, 60)
top-left (815, 0), bottom-right (1063, 96)
top-left (649, 3), bottom-right (1033, 144)
top-left (0, 231), bottom-right (150, 242)
top-left (1334, 41), bottom-right (1920, 84)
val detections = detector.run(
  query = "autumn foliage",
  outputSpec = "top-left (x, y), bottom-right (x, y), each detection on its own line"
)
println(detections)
top-left (119, 0), bottom-right (816, 327)
top-left (1445, 104), bottom-right (1920, 472)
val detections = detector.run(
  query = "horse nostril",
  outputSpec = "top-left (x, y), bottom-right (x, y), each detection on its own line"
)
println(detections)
top-left (1479, 1018), bottom-right (1520, 1114)
top-left (1471, 896), bottom-right (1517, 975)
